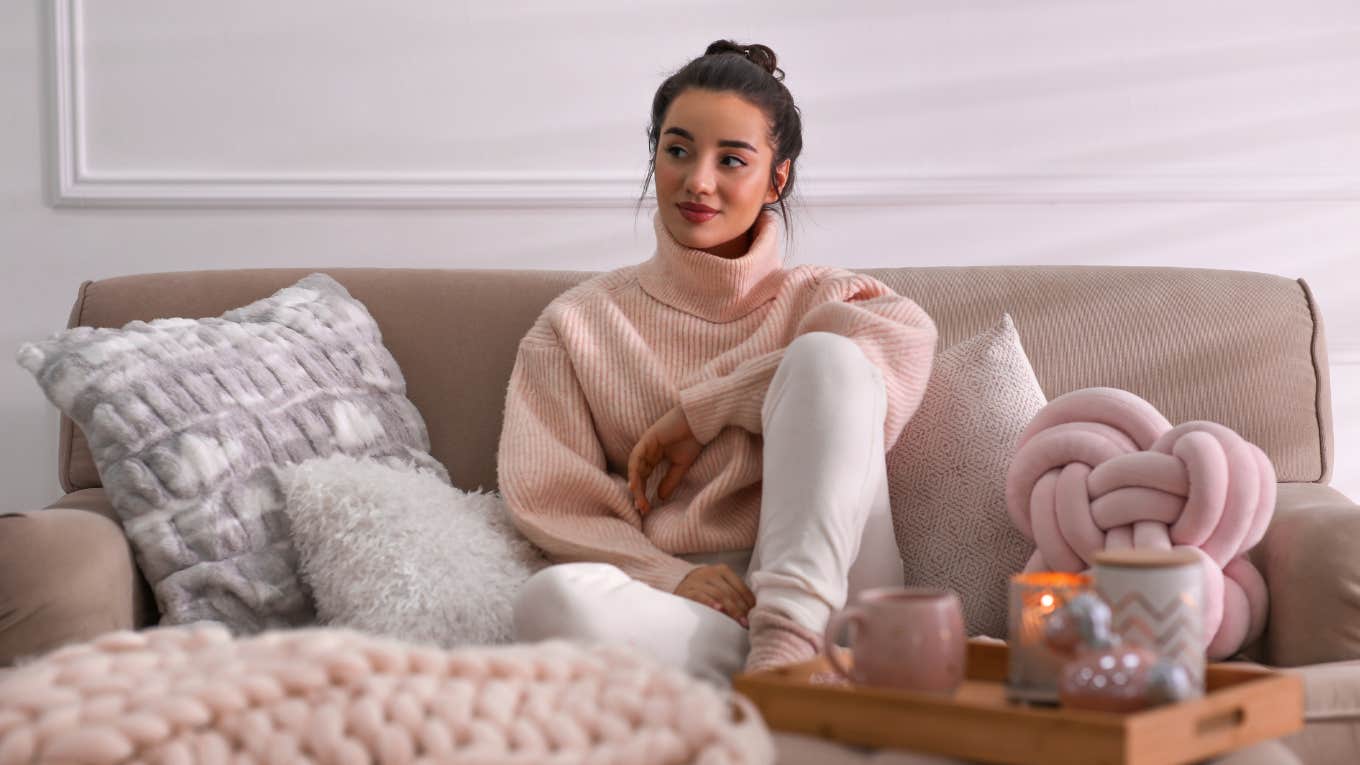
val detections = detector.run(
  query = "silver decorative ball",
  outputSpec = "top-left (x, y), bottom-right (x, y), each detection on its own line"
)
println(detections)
top-left (1145, 660), bottom-right (1195, 705)
top-left (1045, 592), bottom-right (1117, 653)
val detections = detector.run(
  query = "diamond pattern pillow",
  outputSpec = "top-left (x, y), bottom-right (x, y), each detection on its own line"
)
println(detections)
top-left (18, 273), bottom-right (446, 633)
top-left (887, 314), bottom-right (1044, 638)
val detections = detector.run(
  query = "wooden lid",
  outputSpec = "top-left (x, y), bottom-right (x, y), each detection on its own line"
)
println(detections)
top-left (1093, 548), bottom-right (1201, 569)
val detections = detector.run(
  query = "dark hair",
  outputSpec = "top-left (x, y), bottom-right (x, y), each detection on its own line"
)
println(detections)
top-left (639, 40), bottom-right (803, 231)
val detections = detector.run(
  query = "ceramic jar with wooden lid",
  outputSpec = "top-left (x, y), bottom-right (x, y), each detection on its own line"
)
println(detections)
top-left (1092, 548), bottom-right (1205, 695)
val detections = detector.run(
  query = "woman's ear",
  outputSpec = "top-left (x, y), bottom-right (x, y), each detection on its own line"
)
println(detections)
top-left (764, 158), bottom-right (791, 204)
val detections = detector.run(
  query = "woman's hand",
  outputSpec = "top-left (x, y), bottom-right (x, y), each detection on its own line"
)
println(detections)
top-left (628, 405), bottom-right (703, 514)
top-left (675, 564), bottom-right (755, 627)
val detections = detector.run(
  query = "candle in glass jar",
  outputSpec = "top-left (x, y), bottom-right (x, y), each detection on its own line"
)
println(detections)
top-left (1006, 571), bottom-right (1091, 704)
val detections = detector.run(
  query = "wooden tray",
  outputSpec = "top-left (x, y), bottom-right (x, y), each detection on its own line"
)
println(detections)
top-left (733, 641), bottom-right (1303, 765)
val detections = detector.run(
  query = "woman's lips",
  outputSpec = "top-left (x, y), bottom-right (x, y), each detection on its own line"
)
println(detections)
top-left (678, 204), bottom-right (718, 224)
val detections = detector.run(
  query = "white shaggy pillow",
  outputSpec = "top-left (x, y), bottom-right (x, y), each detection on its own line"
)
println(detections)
top-left (280, 454), bottom-right (547, 647)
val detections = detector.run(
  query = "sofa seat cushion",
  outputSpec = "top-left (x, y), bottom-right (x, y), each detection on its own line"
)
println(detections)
top-left (1220, 658), bottom-right (1360, 763)
top-left (1279, 659), bottom-right (1360, 763)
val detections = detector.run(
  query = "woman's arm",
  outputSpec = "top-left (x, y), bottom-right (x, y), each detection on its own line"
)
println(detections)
top-left (678, 271), bottom-right (937, 450)
top-left (497, 325), bottom-right (699, 593)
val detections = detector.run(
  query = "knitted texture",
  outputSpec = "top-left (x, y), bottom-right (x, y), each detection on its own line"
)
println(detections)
top-left (887, 315), bottom-right (1042, 639)
top-left (743, 606), bottom-right (821, 675)
top-left (16, 274), bottom-right (446, 632)
top-left (0, 624), bottom-right (773, 764)
top-left (498, 211), bottom-right (937, 594)
top-left (1005, 387), bottom-right (1276, 659)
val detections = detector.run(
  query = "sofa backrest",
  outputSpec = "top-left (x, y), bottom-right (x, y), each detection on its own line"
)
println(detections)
top-left (57, 266), bottom-right (1333, 495)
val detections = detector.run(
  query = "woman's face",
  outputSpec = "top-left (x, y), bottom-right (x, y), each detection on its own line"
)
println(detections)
top-left (654, 88), bottom-right (790, 259)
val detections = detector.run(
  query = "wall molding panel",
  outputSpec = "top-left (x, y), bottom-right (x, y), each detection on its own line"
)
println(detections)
top-left (19, 0), bottom-right (1360, 507)
top-left (51, 0), bottom-right (1360, 208)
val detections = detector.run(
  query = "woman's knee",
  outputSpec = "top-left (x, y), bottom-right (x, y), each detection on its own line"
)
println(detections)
top-left (784, 333), bottom-right (878, 386)
top-left (787, 331), bottom-right (865, 365)
top-left (765, 333), bottom-right (880, 420)
top-left (513, 562), bottom-right (627, 642)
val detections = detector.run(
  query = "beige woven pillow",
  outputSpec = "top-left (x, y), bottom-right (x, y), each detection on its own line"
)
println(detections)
top-left (887, 314), bottom-right (1044, 639)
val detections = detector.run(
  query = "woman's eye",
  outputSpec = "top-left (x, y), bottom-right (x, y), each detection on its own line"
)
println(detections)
top-left (666, 145), bottom-right (687, 158)
top-left (721, 155), bottom-right (747, 167)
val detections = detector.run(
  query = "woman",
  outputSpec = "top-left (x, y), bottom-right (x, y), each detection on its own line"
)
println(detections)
top-left (498, 40), bottom-right (937, 685)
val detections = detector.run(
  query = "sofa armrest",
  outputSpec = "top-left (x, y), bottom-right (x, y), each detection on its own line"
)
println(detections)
top-left (0, 490), bottom-right (156, 665)
top-left (1248, 482), bottom-right (1360, 667)
top-left (41, 488), bottom-right (159, 630)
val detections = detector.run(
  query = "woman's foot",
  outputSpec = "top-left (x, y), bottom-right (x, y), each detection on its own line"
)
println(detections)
top-left (743, 604), bottom-right (821, 674)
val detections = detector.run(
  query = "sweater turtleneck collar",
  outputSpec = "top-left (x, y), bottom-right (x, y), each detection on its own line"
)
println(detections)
top-left (637, 209), bottom-right (786, 323)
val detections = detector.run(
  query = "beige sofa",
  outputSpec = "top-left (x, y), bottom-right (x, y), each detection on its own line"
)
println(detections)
top-left (2, 266), bottom-right (1357, 762)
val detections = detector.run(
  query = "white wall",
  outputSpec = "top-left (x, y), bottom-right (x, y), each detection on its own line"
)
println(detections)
top-left (2, 0), bottom-right (1357, 505)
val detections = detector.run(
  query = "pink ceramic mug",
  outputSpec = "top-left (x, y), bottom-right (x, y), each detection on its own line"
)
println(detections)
top-left (823, 586), bottom-right (966, 693)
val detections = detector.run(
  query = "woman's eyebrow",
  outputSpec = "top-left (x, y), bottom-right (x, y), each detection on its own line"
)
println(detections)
top-left (663, 126), bottom-right (759, 153)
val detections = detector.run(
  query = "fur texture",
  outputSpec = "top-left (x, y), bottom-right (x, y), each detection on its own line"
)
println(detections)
top-left (280, 454), bottom-right (547, 647)
top-left (16, 273), bottom-right (444, 632)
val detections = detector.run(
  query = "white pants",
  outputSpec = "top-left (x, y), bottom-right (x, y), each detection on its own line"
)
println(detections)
top-left (513, 332), bottom-right (902, 685)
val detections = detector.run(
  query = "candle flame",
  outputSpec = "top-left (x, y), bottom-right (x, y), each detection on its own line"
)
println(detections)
top-left (1040, 594), bottom-right (1055, 609)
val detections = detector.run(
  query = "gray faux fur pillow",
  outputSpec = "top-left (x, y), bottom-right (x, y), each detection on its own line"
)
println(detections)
top-left (17, 273), bottom-right (446, 633)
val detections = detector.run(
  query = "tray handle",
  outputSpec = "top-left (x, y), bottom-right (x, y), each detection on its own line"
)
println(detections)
top-left (1195, 704), bottom-right (1247, 735)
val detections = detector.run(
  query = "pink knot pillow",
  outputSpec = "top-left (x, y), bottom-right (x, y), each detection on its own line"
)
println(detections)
top-left (1004, 387), bottom-right (1275, 659)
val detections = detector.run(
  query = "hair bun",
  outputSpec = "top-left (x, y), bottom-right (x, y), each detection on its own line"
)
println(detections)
top-left (703, 40), bottom-right (784, 81)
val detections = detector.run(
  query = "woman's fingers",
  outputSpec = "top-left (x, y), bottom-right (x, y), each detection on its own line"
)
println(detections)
top-left (631, 409), bottom-right (705, 509)
top-left (701, 582), bottom-right (741, 620)
top-left (716, 566), bottom-right (756, 612)
top-left (705, 577), bottom-right (751, 622)
top-left (657, 461), bottom-right (690, 501)
top-left (627, 442), bottom-right (651, 514)
top-left (676, 566), bottom-right (752, 627)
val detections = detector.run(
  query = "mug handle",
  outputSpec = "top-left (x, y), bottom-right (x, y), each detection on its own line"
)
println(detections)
top-left (823, 606), bottom-right (865, 680)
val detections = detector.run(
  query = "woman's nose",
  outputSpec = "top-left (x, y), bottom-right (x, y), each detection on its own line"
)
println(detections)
top-left (685, 164), bottom-right (715, 196)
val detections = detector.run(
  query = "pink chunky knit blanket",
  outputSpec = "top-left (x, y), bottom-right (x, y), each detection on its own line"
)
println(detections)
top-left (1005, 387), bottom-right (1275, 660)
top-left (0, 625), bottom-right (772, 764)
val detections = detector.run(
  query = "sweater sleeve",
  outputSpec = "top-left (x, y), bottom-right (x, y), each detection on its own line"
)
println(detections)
top-left (497, 325), bottom-right (699, 593)
top-left (677, 271), bottom-right (937, 450)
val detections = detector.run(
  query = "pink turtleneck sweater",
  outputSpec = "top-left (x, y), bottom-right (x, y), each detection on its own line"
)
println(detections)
top-left (497, 211), bottom-right (938, 593)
